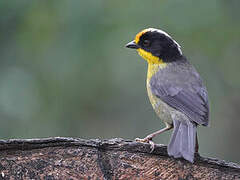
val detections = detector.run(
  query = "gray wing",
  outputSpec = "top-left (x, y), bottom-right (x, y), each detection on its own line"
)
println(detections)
top-left (150, 63), bottom-right (209, 126)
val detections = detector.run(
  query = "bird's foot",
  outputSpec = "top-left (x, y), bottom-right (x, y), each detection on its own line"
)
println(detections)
top-left (135, 137), bottom-right (155, 153)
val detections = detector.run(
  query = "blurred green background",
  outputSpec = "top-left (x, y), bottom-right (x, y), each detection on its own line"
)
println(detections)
top-left (0, 0), bottom-right (239, 163)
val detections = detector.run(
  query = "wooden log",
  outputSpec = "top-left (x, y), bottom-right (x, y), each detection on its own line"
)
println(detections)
top-left (0, 137), bottom-right (239, 179)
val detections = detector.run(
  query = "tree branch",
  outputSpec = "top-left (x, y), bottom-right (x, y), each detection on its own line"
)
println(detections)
top-left (0, 137), bottom-right (239, 179)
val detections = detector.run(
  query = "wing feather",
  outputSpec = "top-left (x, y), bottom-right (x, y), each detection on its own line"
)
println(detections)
top-left (150, 62), bottom-right (209, 126)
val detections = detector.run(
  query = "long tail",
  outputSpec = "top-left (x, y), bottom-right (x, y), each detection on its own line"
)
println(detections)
top-left (168, 120), bottom-right (197, 163)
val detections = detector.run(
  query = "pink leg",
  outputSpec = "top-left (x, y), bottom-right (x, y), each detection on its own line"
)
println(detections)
top-left (135, 123), bottom-right (173, 152)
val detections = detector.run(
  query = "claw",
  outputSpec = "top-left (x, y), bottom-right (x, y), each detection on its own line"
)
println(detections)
top-left (135, 137), bottom-right (149, 143)
top-left (149, 140), bottom-right (155, 153)
top-left (135, 137), bottom-right (155, 153)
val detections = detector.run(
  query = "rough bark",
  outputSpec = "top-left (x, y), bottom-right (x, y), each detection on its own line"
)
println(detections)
top-left (0, 137), bottom-right (239, 179)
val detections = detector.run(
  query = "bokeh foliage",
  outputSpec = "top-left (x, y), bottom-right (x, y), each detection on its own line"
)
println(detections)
top-left (0, 0), bottom-right (239, 163)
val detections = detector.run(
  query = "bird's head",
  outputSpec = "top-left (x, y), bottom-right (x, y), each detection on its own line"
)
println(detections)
top-left (126, 28), bottom-right (183, 64)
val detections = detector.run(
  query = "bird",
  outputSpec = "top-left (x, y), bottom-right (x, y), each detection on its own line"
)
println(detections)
top-left (125, 28), bottom-right (209, 163)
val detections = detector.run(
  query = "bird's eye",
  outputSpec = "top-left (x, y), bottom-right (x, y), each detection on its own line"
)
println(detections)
top-left (143, 39), bottom-right (150, 47)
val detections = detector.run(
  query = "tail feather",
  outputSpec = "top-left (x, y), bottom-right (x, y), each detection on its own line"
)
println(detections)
top-left (168, 120), bottom-right (197, 163)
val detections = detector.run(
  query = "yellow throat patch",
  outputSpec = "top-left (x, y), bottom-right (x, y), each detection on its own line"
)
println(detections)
top-left (137, 48), bottom-right (167, 80)
top-left (137, 48), bottom-right (166, 67)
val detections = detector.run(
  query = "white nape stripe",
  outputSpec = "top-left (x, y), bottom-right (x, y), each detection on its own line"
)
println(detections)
top-left (147, 28), bottom-right (183, 55)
